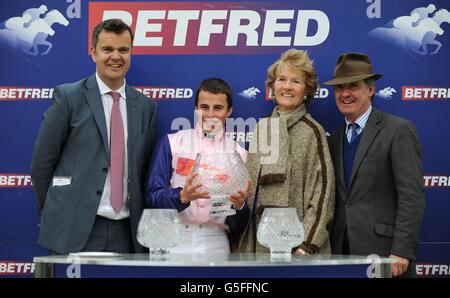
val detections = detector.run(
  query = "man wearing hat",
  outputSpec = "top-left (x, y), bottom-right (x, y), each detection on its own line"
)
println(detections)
top-left (324, 53), bottom-right (425, 277)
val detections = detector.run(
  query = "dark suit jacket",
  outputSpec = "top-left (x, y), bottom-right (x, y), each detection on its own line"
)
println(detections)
top-left (31, 74), bottom-right (157, 254)
top-left (328, 107), bottom-right (425, 260)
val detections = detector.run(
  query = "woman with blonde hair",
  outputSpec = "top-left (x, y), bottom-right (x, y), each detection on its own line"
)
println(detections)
top-left (239, 49), bottom-right (335, 255)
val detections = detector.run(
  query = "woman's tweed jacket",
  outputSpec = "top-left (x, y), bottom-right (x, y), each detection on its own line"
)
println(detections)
top-left (239, 103), bottom-right (335, 254)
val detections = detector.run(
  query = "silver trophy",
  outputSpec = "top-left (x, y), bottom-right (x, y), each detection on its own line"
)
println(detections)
top-left (137, 209), bottom-right (182, 259)
top-left (191, 152), bottom-right (249, 217)
top-left (257, 208), bottom-right (305, 261)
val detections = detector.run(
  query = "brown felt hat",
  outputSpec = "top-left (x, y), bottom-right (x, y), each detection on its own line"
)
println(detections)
top-left (323, 52), bottom-right (382, 85)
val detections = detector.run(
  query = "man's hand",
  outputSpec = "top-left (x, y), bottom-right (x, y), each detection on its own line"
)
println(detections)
top-left (389, 254), bottom-right (409, 276)
top-left (179, 172), bottom-right (210, 204)
top-left (229, 179), bottom-right (252, 210)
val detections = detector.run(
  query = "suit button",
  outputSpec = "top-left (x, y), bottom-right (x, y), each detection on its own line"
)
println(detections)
top-left (345, 202), bottom-right (352, 208)
top-left (96, 190), bottom-right (102, 196)
top-left (102, 168), bottom-right (108, 173)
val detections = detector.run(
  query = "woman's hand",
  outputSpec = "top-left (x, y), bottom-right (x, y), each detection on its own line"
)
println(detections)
top-left (293, 247), bottom-right (307, 255)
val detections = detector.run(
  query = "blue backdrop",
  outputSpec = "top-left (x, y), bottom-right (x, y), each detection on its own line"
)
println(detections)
top-left (1, 0), bottom-right (449, 277)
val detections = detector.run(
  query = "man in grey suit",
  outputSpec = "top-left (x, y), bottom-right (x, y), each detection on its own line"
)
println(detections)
top-left (324, 53), bottom-right (425, 277)
top-left (31, 19), bottom-right (157, 254)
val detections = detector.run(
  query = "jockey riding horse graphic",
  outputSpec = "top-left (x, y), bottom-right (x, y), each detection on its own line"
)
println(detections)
top-left (0, 6), bottom-right (69, 56)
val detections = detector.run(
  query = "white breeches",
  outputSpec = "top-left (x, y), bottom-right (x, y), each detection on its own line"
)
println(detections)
top-left (169, 224), bottom-right (230, 254)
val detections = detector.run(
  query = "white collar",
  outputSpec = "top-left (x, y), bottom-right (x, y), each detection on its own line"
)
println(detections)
top-left (345, 105), bottom-right (372, 129)
top-left (95, 73), bottom-right (127, 99)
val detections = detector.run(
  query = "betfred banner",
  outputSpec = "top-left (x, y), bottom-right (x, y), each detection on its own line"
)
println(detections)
top-left (88, 1), bottom-right (330, 54)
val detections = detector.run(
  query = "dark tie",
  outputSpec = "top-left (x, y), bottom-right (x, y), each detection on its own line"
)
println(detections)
top-left (108, 91), bottom-right (125, 213)
top-left (348, 123), bottom-right (359, 143)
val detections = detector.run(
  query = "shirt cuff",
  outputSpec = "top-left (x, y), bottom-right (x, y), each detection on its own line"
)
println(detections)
top-left (175, 187), bottom-right (190, 211)
top-left (233, 201), bottom-right (247, 211)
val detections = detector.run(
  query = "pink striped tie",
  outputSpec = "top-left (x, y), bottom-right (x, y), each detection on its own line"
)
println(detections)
top-left (109, 91), bottom-right (125, 213)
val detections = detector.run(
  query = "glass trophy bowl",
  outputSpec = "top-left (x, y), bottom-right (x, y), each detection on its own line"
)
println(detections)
top-left (192, 152), bottom-right (249, 217)
top-left (257, 208), bottom-right (305, 261)
top-left (136, 209), bottom-right (182, 259)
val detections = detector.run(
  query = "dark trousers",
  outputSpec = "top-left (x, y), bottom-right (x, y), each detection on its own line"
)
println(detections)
top-left (81, 215), bottom-right (134, 253)
top-left (343, 227), bottom-right (351, 254)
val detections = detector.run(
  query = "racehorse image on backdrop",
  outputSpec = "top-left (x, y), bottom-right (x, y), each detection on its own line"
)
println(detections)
top-left (368, 5), bottom-right (449, 56)
top-left (0, 7), bottom-right (69, 56)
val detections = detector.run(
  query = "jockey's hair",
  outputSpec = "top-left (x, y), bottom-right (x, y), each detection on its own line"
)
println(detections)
top-left (194, 78), bottom-right (233, 109)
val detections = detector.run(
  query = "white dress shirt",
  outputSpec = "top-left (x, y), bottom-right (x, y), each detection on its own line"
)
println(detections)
top-left (95, 73), bottom-right (130, 220)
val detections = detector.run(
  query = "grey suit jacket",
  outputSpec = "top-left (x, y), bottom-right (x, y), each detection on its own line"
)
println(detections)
top-left (31, 74), bottom-right (157, 254)
top-left (328, 107), bottom-right (425, 260)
